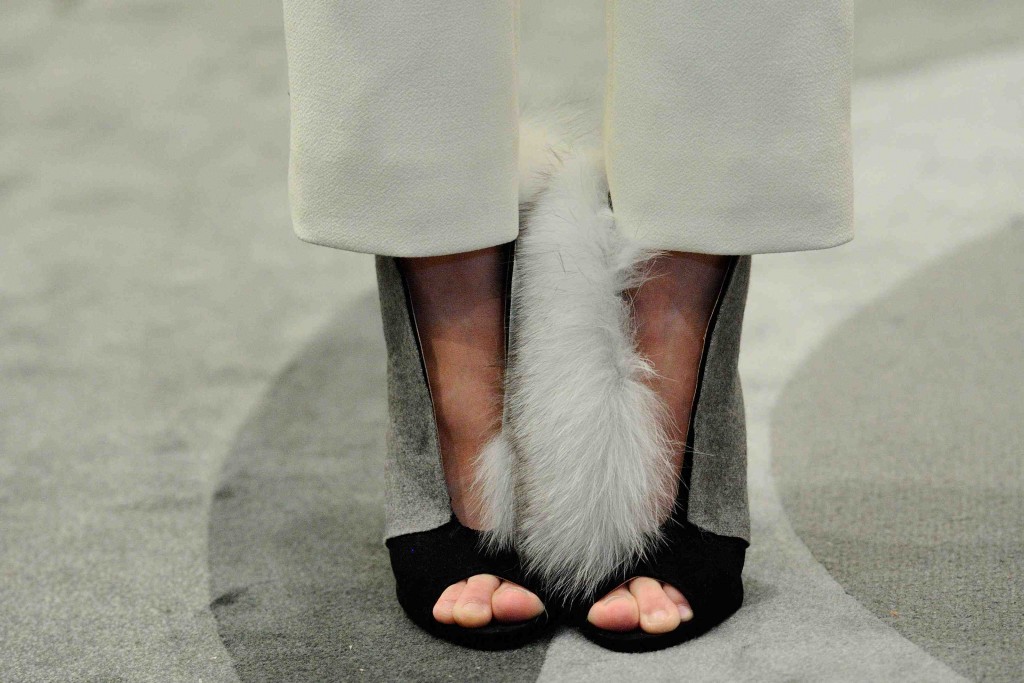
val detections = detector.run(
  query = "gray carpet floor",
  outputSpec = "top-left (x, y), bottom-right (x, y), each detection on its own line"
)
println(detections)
top-left (774, 226), bottom-right (1024, 681)
top-left (208, 294), bottom-right (550, 682)
top-left (1, 1), bottom-right (1021, 681)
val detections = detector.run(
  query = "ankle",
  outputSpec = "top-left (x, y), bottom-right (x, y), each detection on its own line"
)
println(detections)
top-left (443, 464), bottom-right (489, 529)
top-left (431, 378), bottom-right (501, 439)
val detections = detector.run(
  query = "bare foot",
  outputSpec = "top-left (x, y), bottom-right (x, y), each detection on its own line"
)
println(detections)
top-left (587, 251), bottom-right (728, 633)
top-left (400, 246), bottom-right (545, 628)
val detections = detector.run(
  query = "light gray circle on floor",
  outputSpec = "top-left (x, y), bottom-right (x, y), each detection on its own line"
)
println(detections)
top-left (207, 292), bottom-right (550, 682)
top-left (773, 223), bottom-right (1024, 682)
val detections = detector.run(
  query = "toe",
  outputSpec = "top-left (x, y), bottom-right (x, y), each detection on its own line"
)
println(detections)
top-left (587, 585), bottom-right (640, 632)
top-left (491, 581), bottom-right (544, 623)
top-left (661, 582), bottom-right (694, 622)
top-left (432, 580), bottom-right (465, 624)
top-left (452, 574), bottom-right (500, 628)
top-left (629, 577), bottom-right (681, 634)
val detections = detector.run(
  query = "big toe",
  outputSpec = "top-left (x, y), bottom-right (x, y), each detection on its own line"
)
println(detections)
top-left (432, 580), bottom-right (465, 624)
top-left (491, 581), bottom-right (544, 623)
top-left (587, 585), bottom-right (640, 632)
top-left (452, 574), bottom-right (500, 628)
top-left (630, 577), bottom-right (681, 634)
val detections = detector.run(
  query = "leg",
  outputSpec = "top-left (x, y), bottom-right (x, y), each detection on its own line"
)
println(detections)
top-left (630, 253), bottom-right (731, 475)
top-left (399, 247), bottom-right (544, 627)
top-left (590, 0), bottom-right (853, 635)
top-left (283, 0), bottom-right (542, 644)
top-left (398, 247), bottom-right (505, 527)
top-left (589, 251), bottom-right (729, 633)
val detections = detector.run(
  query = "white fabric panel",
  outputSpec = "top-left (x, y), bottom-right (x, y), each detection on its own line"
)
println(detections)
top-left (604, 0), bottom-right (854, 254)
top-left (283, 1), bottom-right (853, 256)
top-left (283, 1), bottom-right (520, 256)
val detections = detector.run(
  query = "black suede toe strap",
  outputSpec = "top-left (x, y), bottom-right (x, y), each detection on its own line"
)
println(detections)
top-left (575, 522), bottom-right (747, 652)
top-left (640, 523), bottom-right (746, 625)
top-left (387, 518), bottom-right (519, 605)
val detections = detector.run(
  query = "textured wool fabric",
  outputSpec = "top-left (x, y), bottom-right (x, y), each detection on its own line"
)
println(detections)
top-left (688, 256), bottom-right (752, 539)
top-left (375, 255), bottom-right (453, 539)
top-left (283, 1), bottom-right (853, 257)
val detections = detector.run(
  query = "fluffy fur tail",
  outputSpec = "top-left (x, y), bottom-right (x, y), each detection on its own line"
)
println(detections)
top-left (477, 110), bottom-right (675, 601)
top-left (474, 107), bottom-right (597, 551)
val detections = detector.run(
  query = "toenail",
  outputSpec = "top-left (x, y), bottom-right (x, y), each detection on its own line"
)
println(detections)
top-left (678, 604), bottom-right (693, 621)
top-left (650, 609), bottom-right (669, 623)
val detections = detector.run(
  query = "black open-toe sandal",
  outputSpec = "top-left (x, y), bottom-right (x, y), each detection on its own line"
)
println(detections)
top-left (574, 255), bottom-right (752, 652)
top-left (574, 523), bottom-right (747, 653)
top-left (386, 515), bottom-right (553, 650)
top-left (374, 247), bottom-right (556, 651)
